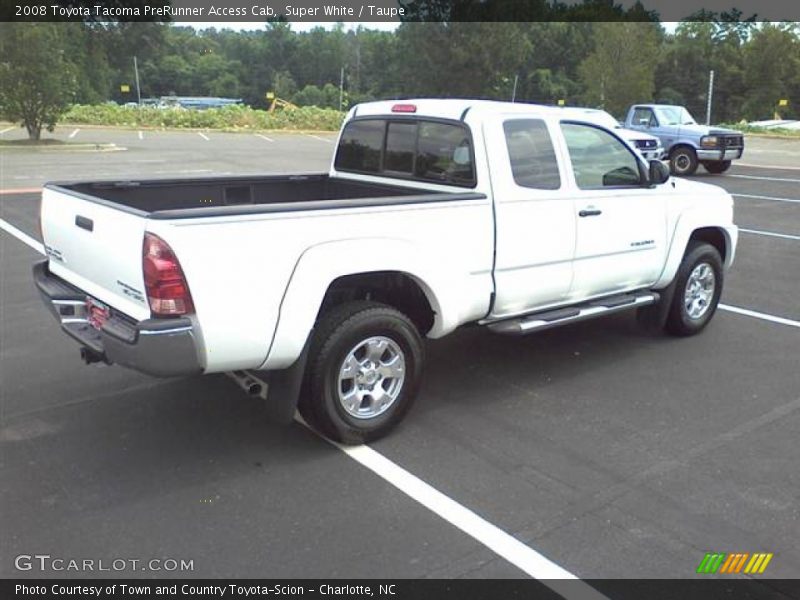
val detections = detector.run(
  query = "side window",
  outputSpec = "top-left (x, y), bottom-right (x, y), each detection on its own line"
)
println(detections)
top-left (561, 123), bottom-right (643, 189)
top-left (503, 119), bottom-right (561, 190)
top-left (632, 107), bottom-right (656, 128)
top-left (416, 122), bottom-right (475, 186)
top-left (335, 119), bottom-right (384, 173)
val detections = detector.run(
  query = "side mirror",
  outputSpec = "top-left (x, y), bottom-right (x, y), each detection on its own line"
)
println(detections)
top-left (649, 160), bottom-right (670, 185)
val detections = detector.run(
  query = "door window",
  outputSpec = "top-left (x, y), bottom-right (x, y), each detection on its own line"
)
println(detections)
top-left (561, 123), bottom-right (643, 189)
top-left (632, 107), bottom-right (657, 128)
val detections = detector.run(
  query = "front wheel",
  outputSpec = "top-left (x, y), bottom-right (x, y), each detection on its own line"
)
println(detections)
top-left (669, 147), bottom-right (699, 176)
top-left (665, 242), bottom-right (723, 336)
top-left (702, 160), bottom-right (732, 174)
top-left (299, 301), bottom-right (424, 444)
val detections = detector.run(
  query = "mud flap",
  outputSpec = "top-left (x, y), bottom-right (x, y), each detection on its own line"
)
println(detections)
top-left (637, 278), bottom-right (678, 332)
top-left (261, 341), bottom-right (310, 424)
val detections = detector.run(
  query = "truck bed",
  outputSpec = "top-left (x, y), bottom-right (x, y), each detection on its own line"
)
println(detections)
top-left (52, 173), bottom-right (454, 218)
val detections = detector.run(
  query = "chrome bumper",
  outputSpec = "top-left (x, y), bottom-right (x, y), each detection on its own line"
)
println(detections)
top-left (697, 148), bottom-right (743, 161)
top-left (33, 260), bottom-right (202, 377)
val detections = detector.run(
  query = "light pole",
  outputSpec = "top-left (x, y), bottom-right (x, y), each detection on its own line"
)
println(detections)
top-left (339, 66), bottom-right (345, 111)
top-left (134, 56), bottom-right (142, 105)
top-left (705, 69), bottom-right (714, 125)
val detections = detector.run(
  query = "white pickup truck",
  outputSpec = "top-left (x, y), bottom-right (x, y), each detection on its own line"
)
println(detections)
top-left (35, 99), bottom-right (738, 444)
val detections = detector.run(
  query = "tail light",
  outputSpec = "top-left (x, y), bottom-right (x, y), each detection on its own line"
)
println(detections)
top-left (142, 232), bottom-right (194, 316)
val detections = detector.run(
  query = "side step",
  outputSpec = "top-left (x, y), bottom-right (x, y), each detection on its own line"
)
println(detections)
top-left (487, 291), bottom-right (659, 335)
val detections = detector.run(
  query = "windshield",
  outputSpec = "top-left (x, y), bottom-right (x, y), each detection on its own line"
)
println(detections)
top-left (654, 106), bottom-right (696, 126)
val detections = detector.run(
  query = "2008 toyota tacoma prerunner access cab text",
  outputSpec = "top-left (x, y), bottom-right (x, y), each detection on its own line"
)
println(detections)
top-left (34, 99), bottom-right (738, 444)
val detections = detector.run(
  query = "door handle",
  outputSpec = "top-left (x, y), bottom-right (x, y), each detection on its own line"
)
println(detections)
top-left (75, 215), bottom-right (94, 231)
top-left (579, 209), bottom-right (602, 217)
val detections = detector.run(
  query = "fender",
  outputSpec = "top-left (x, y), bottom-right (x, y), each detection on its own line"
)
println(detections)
top-left (259, 237), bottom-right (490, 370)
top-left (653, 208), bottom-right (737, 289)
top-left (667, 138), bottom-right (699, 156)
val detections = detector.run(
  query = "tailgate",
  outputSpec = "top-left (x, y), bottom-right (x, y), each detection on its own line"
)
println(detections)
top-left (40, 185), bottom-right (151, 321)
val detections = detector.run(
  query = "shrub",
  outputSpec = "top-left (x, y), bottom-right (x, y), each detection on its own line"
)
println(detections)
top-left (62, 104), bottom-right (346, 131)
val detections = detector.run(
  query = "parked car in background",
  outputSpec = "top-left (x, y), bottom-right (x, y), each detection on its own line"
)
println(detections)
top-left (559, 107), bottom-right (664, 162)
top-left (624, 104), bottom-right (745, 176)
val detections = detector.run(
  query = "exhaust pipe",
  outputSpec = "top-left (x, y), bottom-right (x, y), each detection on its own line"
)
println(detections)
top-left (80, 347), bottom-right (108, 365)
top-left (227, 370), bottom-right (269, 400)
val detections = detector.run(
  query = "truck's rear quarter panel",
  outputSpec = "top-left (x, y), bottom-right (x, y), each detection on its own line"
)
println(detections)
top-left (150, 196), bottom-right (494, 373)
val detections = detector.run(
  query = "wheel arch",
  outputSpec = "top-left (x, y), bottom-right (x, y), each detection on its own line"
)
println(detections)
top-left (669, 142), bottom-right (697, 158)
top-left (689, 227), bottom-right (729, 263)
top-left (259, 238), bottom-right (480, 370)
top-left (317, 271), bottom-right (436, 336)
top-left (655, 220), bottom-right (737, 288)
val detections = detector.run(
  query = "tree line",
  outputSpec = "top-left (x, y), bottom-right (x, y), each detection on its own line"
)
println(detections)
top-left (1, 20), bottom-right (799, 139)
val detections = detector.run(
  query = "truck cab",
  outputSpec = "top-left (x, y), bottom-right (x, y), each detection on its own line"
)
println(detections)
top-left (625, 104), bottom-right (744, 176)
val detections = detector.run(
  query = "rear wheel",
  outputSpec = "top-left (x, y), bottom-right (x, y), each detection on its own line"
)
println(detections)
top-left (669, 147), bottom-right (699, 176)
top-left (299, 301), bottom-right (424, 444)
top-left (665, 242), bottom-right (723, 336)
top-left (702, 160), bottom-right (732, 174)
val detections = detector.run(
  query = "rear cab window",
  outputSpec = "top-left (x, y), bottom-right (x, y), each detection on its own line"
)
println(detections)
top-left (334, 118), bottom-right (476, 188)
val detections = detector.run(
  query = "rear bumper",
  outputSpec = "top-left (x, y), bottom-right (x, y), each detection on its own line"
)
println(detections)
top-left (697, 148), bottom-right (743, 161)
top-left (33, 260), bottom-right (203, 377)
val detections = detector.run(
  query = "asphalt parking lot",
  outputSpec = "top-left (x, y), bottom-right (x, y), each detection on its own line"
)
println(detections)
top-left (1, 126), bottom-right (798, 592)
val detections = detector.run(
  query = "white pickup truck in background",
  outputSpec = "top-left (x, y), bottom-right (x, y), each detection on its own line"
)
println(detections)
top-left (35, 99), bottom-right (738, 444)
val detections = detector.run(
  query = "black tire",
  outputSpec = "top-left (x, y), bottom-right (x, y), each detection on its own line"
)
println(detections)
top-left (299, 301), bottom-right (424, 444)
top-left (665, 241), bottom-right (723, 336)
top-left (669, 146), bottom-right (699, 176)
top-left (702, 160), bottom-right (732, 174)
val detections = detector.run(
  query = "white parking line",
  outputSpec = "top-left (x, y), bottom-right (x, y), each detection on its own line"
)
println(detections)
top-left (0, 218), bottom-right (44, 254)
top-left (138, 131), bottom-right (143, 140)
top-left (734, 193), bottom-right (800, 205)
top-left (740, 228), bottom-right (800, 241)
top-left (68, 128), bottom-right (80, 139)
top-left (0, 126), bottom-right (13, 135)
top-left (255, 134), bottom-right (274, 142)
top-left (301, 418), bottom-right (607, 597)
top-left (197, 132), bottom-right (210, 141)
top-left (305, 134), bottom-right (332, 143)
top-left (736, 162), bottom-right (800, 172)
top-left (726, 174), bottom-right (800, 183)
top-left (720, 304), bottom-right (800, 329)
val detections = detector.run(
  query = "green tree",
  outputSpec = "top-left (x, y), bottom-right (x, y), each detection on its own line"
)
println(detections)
top-left (396, 22), bottom-right (530, 98)
top-left (578, 22), bottom-right (663, 116)
top-left (742, 23), bottom-right (800, 119)
top-left (656, 20), bottom-right (750, 123)
top-left (0, 23), bottom-right (78, 139)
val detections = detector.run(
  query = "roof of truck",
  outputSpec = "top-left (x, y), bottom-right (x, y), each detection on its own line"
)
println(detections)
top-left (351, 98), bottom-right (563, 121)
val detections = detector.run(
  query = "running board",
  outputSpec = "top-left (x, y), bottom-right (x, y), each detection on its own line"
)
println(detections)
top-left (487, 292), bottom-right (659, 335)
